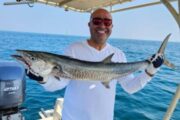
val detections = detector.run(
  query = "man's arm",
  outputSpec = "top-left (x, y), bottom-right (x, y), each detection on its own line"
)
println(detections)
top-left (118, 54), bottom-right (164, 94)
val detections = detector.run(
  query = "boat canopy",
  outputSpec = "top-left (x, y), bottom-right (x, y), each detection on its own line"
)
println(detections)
top-left (33, 0), bottom-right (179, 27)
top-left (36, 0), bottom-right (134, 12)
top-left (19, 0), bottom-right (178, 29)
top-left (4, 0), bottom-right (178, 14)
top-left (29, 0), bottom-right (178, 13)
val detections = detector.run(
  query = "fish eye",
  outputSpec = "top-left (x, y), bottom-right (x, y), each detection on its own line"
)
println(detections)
top-left (30, 56), bottom-right (36, 61)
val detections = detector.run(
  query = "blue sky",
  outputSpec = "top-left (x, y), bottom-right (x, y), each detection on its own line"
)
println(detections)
top-left (0, 0), bottom-right (179, 42)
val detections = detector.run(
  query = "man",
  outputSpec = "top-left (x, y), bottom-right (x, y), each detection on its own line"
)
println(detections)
top-left (27, 8), bottom-right (163, 120)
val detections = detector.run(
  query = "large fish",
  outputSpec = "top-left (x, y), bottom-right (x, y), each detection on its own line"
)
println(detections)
top-left (12, 34), bottom-right (174, 88)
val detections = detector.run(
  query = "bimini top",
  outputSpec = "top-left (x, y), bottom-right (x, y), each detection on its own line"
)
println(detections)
top-left (30, 0), bottom-right (178, 26)
top-left (36, 0), bottom-right (133, 12)
top-left (33, 0), bottom-right (177, 13)
top-left (4, 0), bottom-right (178, 13)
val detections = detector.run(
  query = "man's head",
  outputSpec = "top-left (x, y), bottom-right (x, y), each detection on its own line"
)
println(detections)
top-left (88, 8), bottom-right (113, 45)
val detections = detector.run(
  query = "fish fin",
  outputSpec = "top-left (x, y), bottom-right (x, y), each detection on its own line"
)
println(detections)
top-left (102, 53), bottom-right (114, 63)
top-left (51, 65), bottom-right (63, 75)
top-left (101, 82), bottom-right (110, 89)
top-left (164, 59), bottom-right (175, 69)
top-left (52, 65), bottom-right (73, 79)
top-left (153, 34), bottom-right (175, 69)
top-left (157, 34), bottom-right (171, 54)
top-left (54, 76), bottom-right (61, 80)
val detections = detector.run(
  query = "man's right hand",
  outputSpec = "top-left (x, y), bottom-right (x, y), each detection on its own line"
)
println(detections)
top-left (25, 69), bottom-right (43, 82)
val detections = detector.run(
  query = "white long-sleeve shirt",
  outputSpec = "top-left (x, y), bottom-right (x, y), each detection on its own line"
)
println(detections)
top-left (42, 40), bottom-right (152, 120)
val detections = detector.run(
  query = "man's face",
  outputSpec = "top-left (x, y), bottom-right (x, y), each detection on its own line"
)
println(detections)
top-left (89, 9), bottom-right (113, 44)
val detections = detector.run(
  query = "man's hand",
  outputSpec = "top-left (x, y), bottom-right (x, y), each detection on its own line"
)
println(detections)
top-left (25, 69), bottom-right (43, 82)
top-left (145, 54), bottom-right (164, 77)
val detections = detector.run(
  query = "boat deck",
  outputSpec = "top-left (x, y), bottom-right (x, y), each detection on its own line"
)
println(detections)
top-left (39, 98), bottom-right (64, 120)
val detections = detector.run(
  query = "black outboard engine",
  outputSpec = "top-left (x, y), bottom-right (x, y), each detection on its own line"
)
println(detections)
top-left (0, 61), bottom-right (25, 120)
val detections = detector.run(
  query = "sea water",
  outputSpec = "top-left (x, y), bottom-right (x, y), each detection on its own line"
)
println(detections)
top-left (0, 31), bottom-right (179, 120)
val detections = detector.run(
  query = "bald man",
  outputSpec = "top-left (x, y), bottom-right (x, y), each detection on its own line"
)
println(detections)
top-left (27, 8), bottom-right (164, 120)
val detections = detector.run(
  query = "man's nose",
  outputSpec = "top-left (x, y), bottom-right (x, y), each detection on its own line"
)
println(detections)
top-left (98, 22), bottom-right (106, 28)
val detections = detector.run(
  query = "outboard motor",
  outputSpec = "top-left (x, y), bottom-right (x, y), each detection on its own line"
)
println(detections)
top-left (0, 61), bottom-right (25, 120)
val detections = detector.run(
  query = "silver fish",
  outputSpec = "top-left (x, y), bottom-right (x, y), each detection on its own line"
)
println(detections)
top-left (12, 34), bottom-right (174, 88)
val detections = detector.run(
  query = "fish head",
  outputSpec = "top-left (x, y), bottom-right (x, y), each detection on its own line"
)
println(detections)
top-left (12, 50), bottom-right (54, 83)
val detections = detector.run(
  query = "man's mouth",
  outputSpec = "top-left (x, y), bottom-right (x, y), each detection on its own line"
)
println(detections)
top-left (97, 29), bottom-right (106, 34)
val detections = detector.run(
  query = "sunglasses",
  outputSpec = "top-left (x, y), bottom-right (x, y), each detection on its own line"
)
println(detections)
top-left (91, 17), bottom-right (112, 27)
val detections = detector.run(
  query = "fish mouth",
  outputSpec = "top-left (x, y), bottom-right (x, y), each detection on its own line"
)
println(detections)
top-left (12, 52), bottom-right (47, 84)
top-left (11, 54), bottom-right (33, 73)
top-left (11, 54), bottom-right (31, 68)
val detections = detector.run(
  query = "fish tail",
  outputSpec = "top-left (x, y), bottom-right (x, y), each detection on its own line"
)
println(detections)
top-left (155, 33), bottom-right (175, 69)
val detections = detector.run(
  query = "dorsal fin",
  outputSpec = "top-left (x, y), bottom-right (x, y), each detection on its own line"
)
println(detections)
top-left (102, 53), bottom-right (114, 63)
top-left (101, 81), bottom-right (110, 88)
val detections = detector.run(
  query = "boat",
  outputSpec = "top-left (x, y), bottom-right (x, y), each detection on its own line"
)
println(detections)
top-left (2, 0), bottom-right (180, 120)
top-left (39, 98), bottom-right (64, 120)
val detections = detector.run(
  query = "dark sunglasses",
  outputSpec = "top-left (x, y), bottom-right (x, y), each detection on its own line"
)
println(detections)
top-left (91, 17), bottom-right (112, 27)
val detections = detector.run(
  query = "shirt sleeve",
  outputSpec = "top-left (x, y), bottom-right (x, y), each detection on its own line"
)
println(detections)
top-left (116, 49), bottom-right (152, 94)
top-left (41, 45), bottom-right (74, 91)
top-left (42, 76), bottom-right (70, 92)
top-left (117, 72), bottom-right (152, 94)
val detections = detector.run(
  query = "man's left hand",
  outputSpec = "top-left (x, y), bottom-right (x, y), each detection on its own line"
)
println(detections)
top-left (145, 54), bottom-right (164, 77)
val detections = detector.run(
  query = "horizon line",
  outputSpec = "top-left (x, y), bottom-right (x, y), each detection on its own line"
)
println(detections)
top-left (0, 30), bottom-right (179, 43)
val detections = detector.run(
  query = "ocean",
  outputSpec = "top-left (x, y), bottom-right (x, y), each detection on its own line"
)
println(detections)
top-left (0, 31), bottom-right (179, 120)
